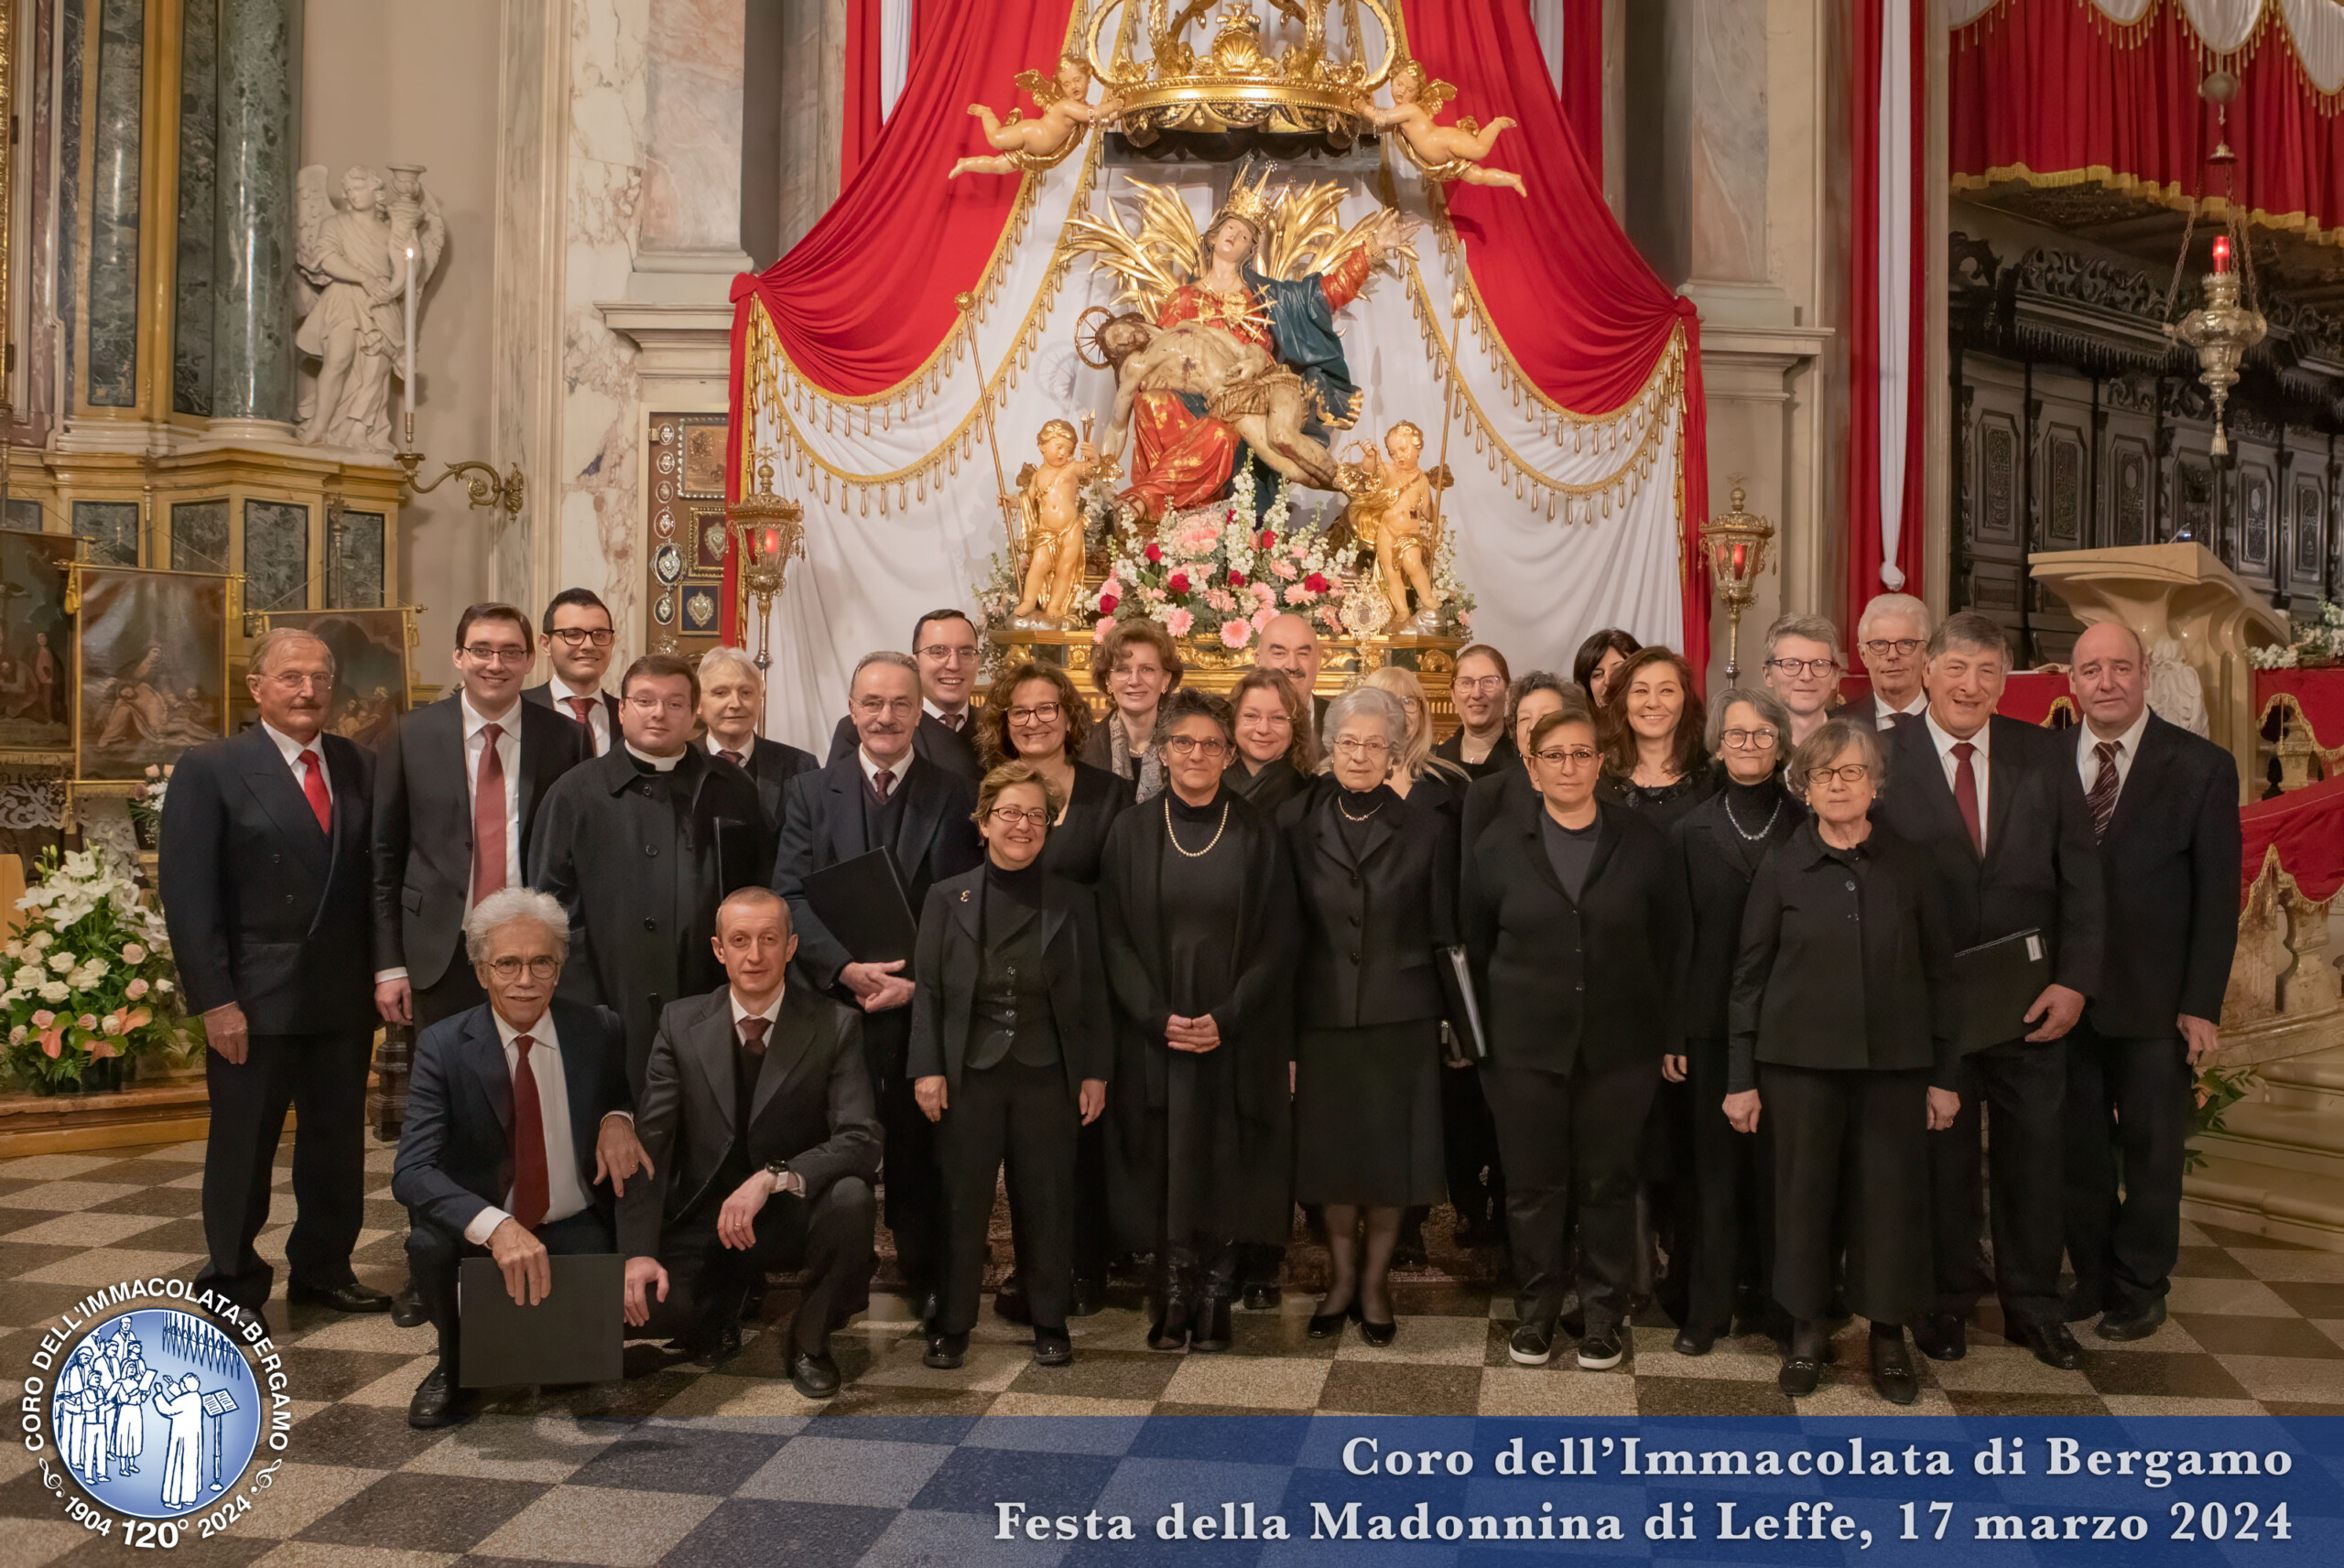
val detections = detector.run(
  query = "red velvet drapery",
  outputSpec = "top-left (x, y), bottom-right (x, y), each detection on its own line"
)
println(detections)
top-left (842, 0), bottom-right (949, 189)
top-left (1952, 0), bottom-right (2344, 243)
top-left (1401, 0), bottom-right (1712, 679)
top-left (2241, 773), bottom-right (2344, 903)
top-left (1558, 0), bottom-right (1604, 174)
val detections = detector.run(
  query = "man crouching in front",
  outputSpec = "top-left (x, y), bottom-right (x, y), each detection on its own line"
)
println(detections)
top-left (391, 889), bottom-right (647, 1429)
top-left (621, 888), bottom-right (880, 1399)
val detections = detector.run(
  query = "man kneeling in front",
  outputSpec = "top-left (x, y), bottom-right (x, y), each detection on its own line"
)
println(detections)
top-left (621, 888), bottom-right (880, 1398)
top-left (391, 888), bottom-right (646, 1429)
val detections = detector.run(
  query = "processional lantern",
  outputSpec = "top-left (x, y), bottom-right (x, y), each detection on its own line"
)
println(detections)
top-left (2161, 70), bottom-right (2267, 461)
top-left (1703, 484), bottom-right (1774, 686)
top-left (725, 457), bottom-right (807, 680)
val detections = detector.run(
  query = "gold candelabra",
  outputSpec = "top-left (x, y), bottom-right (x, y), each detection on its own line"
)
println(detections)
top-left (395, 412), bottom-right (526, 518)
top-left (726, 456), bottom-right (808, 687)
top-left (1703, 483), bottom-right (1774, 686)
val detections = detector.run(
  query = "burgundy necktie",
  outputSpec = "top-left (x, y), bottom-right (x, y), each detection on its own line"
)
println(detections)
top-left (734, 1016), bottom-right (771, 1149)
top-left (297, 750), bottom-right (331, 833)
top-left (2087, 740), bottom-right (2122, 844)
top-left (1952, 741), bottom-right (1983, 856)
top-left (472, 723), bottom-right (508, 905)
top-left (509, 1034), bottom-right (549, 1232)
top-left (720, 748), bottom-right (745, 767)
top-left (566, 696), bottom-right (600, 753)
top-left (940, 711), bottom-right (964, 732)
top-left (874, 768), bottom-right (895, 803)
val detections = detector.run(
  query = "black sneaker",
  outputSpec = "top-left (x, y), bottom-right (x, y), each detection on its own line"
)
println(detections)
top-left (1576, 1325), bottom-right (1624, 1370)
top-left (1507, 1319), bottom-right (1555, 1366)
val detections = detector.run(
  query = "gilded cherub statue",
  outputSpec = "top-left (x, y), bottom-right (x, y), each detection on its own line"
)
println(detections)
top-left (950, 55), bottom-right (1123, 179)
top-left (1338, 421), bottom-right (1451, 631)
top-left (1355, 61), bottom-right (1525, 196)
top-left (1012, 419), bottom-right (1113, 626)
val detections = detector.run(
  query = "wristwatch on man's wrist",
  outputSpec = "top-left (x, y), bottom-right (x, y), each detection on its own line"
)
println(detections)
top-left (765, 1160), bottom-right (791, 1191)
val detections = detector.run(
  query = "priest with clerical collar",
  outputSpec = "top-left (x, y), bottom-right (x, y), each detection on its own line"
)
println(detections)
top-left (528, 653), bottom-right (770, 1092)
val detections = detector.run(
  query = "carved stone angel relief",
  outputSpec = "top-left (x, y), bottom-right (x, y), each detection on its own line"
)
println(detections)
top-left (294, 164), bottom-right (446, 452)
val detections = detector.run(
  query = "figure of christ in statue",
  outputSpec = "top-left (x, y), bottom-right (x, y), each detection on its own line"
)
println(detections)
top-left (1097, 317), bottom-right (1338, 492)
top-left (1346, 420), bottom-right (1449, 631)
top-left (1012, 421), bottom-right (1112, 625)
top-left (950, 56), bottom-right (1123, 178)
top-left (1355, 63), bottom-right (1525, 196)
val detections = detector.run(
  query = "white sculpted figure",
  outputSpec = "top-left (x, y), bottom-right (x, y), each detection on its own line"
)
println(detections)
top-left (294, 164), bottom-right (445, 451)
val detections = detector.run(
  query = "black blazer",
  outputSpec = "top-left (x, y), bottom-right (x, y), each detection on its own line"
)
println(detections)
top-left (1284, 784), bottom-right (1454, 1029)
top-left (522, 681), bottom-right (622, 752)
top-left (770, 752), bottom-right (984, 993)
top-left (1041, 762), bottom-right (1134, 886)
top-left (2086, 715), bottom-right (2241, 1037)
top-left (719, 734), bottom-right (819, 835)
top-left (1460, 761), bottom-right (1533, 860)
top-left (1433, 727), bottom-right (1519, 782)
top-left (1461, 797), bottom-right (1690, 1076)
top-left (828, 710), bottom-right (981, 782)
top-left (1872, 715), bottom-right (2105, 1002)
top-left (617, 982), bottom-right (882, 1257)
top-left (1224, 755), bottom-right (1306, 816)
top-left (372, 695), bottom-right (589, 989)
top-left (1671, 781), bottom-right (1803, 1044)
top-left (389, 998), bottom-right (630, 1240)
top-left (905, 866), bottom-right (1112, 1101)
top-left (1728, 821), bottom-right (1955, 1089)
top-left (159, 726), bottom-right (376, 1033)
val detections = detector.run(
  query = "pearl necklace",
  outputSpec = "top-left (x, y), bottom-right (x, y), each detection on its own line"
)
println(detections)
top-left (1164, 795), bottom-right (1231, 858)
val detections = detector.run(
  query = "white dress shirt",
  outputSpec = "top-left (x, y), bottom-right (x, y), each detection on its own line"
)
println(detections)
top-left (924, 697), bottom-right (971, 733)
top-left (859, 745), bottom-right (912, 796)
top-left (707, 732), bottom-right (754, 764)
top-left (463, 1008), bottom-right (591, 1245)
top-left (2078, 707), bottom-right (2151, 801)
top-left (548, 675), bottom-right (612, 756)
top-left (260, 721), bottom-right (331, 807)
top-left (374, 696), bottom-right (523, 986)
top-left (1872, 690), bottom-right (1929, 730)
top-left (1926, 710), bottom-right (1992, 851)
top-left (729, 986), bottom-right (802, 1195)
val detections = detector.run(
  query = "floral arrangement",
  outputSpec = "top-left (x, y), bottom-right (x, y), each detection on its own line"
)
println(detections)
top-left (2186, 1062), bottom-right (2262, 1173)
top-left (126, 763), bottom-right (172, 848)
top-left (2248, 600), bottom-right (2344, 669)
top-left (1089, 463), bottom-right (1361, 652)
top-left (1, 847), bottom-right (190, 1093)
top-left (1427, 509), bottom-right (1477, 637)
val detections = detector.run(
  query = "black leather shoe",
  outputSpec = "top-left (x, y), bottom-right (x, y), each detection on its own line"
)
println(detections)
top-left (923, 1330), bottom-right (969, 1369)
top-left (291, 1280), bottom-right (393, 1314)
top-left (993, 1275), bottom-right (1032, 1325)
top-left (1359, 1317), bottom-right (1397, 1348)
top-left (691, 1320), bottom-right (743, 1368)
top-left (1033, 1329), bottom-right (1073, 1367)
top-left (790, 1348), bottom-right (841, 1399)
top-left (2017, 1318), bottom-right (2085, 1370)
top-left (1190, 1295), bottom-right (1233, 1353)
top-left (2095, 1299), bottom-right (2167, 1342)
top-left (1672, 1328), bottom-right (1714, 1357)
top-left (407, 1366), bottom-right (469, 1429)
top-left (389, 1280), bottom-right (427, 1328)
top-left (1778, 1353), bottom-right (1820, 1396)
top-left (1870, 1330), bottom-right (1918, 1405)
top-left (1912, 1312), bottom-right (1967, 1362)
top-left (1069, 1278), bottom-right (1105, 1317)
top-left (1242, 1283), bottom-right (1281, 1311)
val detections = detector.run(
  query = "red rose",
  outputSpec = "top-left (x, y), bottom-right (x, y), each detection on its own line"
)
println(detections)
top-left (1167, 573), bottom-right (1190, 595)
top-left (1258, 530), bottom-right (1276, 549)
top-left (1304, 573), bottom-right (1329, 593)
top-left (1097, 593), bottom-right (1119, 615)
top-left (1145, 542), bottom-right (1163, 563)
top-left (1227, 569), bottom-right (1247, 588)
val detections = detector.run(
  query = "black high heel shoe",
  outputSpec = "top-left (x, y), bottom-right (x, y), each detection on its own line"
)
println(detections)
top-left (1358, 1316), bottom-right (1397, 1347)
top-left (1308, 1298), bottom-right (1362, 1339)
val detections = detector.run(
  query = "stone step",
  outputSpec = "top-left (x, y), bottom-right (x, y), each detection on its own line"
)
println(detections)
top-left (2183, 1143), bottom-right (2344, 1250)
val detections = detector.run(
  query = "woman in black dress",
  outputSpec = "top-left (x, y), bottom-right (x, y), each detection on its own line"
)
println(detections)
top-left (1665, 687), bottom-right (1799, 1355)
top-left (909, 763), bottom-right (1110, 1370)
top-left (1224, 667), bottom-right (1316, 817)
top-left (1725, 719), bottom-right (1958, 1404)
top-left (1099, 689), bottom-right (1297, 1352)
top-left (1286, 687), bottom-right (1453, 1345)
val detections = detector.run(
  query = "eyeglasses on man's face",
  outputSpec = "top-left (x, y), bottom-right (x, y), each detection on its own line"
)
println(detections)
top-left (461, 644), bottom-right (532, 665)
top-left (1806, 762), bottom-right (1872, 786)
top-left (855, 694), bottom-right (918, 716)
top-left (1720, 727), bottom-right (1778, 750)
top-left (1536, 746), bottom-right (1601, 768)
top-left (261, 671), bottom-right (334, 691)
top-left (487, 956), bottom-right (559, 979)
top-left (916, 643), bottom-right (978, 665)
top-left (548, 627), bottom-right (616, 649)
top-left (625, 694), bottom-right (692, 717)
top-left (1766, 657), bottom-right (1839, 678)
top-left (1163, 734), bottom-right (1229, 758)
top-left (1861, 638), bottom-right (1923, 659)
top-left (987, 806), bottom-right (1051, 828)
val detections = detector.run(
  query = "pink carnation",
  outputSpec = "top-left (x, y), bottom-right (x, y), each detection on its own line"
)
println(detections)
top-left (1250, 606), bottom-right (1276, 633)
top-left (1220, 618), bottom-right (1253, 649)
top-left (1248, 581), bottom-right (1276, 608)
top-left (1165, 608), bottom-right (1195, 637)
top-left (1203, 589), bottom-right (1234, 613)
top-left (1092, 622), bottom-right (1114, 645)
top-left (1272, 559), bottom-right (1298, 580)
top-left (1459, 610), bottom-right (1474, 629)
top-left (1284, 583), bottom-right (1312, 606)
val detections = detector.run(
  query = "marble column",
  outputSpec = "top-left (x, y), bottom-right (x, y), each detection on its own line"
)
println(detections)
top-left (776, 0), bottom-right (847, 253)
top-left (84, 0), bottom-right (146, 409)
top-left (211, 0), bottom-right (296, 429)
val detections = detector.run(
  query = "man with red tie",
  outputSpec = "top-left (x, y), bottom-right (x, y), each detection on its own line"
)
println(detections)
top-left (522, 588), bottom-right (623, 757)
top-left (161, 629), bottom-right (386, 1319)
top-left (392, 889), bottom-right (643, 1428)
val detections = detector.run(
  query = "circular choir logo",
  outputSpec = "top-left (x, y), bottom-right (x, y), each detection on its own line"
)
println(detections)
top-left (20, 1281), bottom-right (291, 1548)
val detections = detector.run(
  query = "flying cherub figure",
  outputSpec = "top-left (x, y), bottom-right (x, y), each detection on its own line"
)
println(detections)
top-left (950, 55), bottom-right (1123, 178)
top-left (1355, 61), bottom-right (1525, 196)
top-left (1094, 313), bottom-right (1340, 491)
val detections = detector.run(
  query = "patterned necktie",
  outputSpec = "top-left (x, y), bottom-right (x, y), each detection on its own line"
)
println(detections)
top-left (509, 1034), bottom-right (549, 1232)
top-left (566, 696), bottom-right (600, 752)
top-left (2087, 740), bottom-right (2122, 843)
top-left (1951, 741), bottom-right (1983, 857)
top-left (472, 723), bottom-right (508, 905)
top-left (873, 768), bottom-right (895, 803)
top-left (296, 749), bottom-right (331, 833)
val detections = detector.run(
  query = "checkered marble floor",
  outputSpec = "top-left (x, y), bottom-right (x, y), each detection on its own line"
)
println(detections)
top-left (1, 1141), bottom-right (2341, 1566)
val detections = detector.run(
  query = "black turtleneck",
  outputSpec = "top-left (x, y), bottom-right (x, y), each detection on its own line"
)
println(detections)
top-left (984, 854), bottom-right (1049, 911)
top-left (1166, 786), bottom-right (1226, 824)
top-left (1333, 783), bottom-right (1394, 856)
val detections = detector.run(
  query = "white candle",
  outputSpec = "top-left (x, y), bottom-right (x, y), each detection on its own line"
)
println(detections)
top-left (403, 245), bottom-right (418, 419)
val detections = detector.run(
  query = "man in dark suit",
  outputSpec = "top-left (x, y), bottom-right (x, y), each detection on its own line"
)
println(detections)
top-left (2060, 621), bottom-right (2241, 1343)
top-left (776, 650), bottom-right (983, 1318)
top-left (390, 889), bottom-right (646, 1428)
top-left (161, 628), bottom-right (387, 1318)
top-left (530, 654), bottom-right (770, 1093)
top-left (698, 644), bottom-right (816, 833)
top-left (521, 587), bottom-right (622, 757)
top-left (1257, 612), bottom-right (1330, 729)
top-left (1845, 592), bottom-right (1933, 730)
top-left (374, 603), bottom-right (591, 1032)
top-left (1873, 611), bottom-right (2106, 1369)
top-left (825, 609), bottom-right (982, 780)
top-left (622, 889), bottom-right (880, 1397)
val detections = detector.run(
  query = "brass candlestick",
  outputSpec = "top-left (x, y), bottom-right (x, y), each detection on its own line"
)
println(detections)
top-left (1703, 483), bottom-right (1774, 686)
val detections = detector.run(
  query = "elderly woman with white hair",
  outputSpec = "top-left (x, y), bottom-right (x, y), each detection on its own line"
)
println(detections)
top-left (695, 645), bottom-right (819, 832)
top-left (1283, 686), bottom-right (1455, 1346)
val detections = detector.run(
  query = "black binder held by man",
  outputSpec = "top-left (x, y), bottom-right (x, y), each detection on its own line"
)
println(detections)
top-left (1948, 927), bottom-right (2052, 1055)
top-left (802, 848), bottom-right (920, 966)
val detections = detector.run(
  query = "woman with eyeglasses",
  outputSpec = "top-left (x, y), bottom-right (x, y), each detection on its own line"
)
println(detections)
top-left (1098, 688), bottom-right (1297, 1352)
top-left (1664, 687), bottom-right (1800, 1357)
top-left (1363, 665), bottom-right (1469, 809)
top-left (1724, 719), bottom-right (1957, 1404)
top-left (1462, 697), bottom-right (1688, 1373)
top-left (1284, 688), bottom-right (1455, 1345)
top-left (1081, 619), bottom-right (1184, 799)
top-left (1224, 667), bottom-right (1318, 817)
top-left (1459, 670), bottom-right (1573, 855)
top-left (1432, 643), bottom-right (1516, 780)
top-left (909, 762), bottom-right (1111, 1371)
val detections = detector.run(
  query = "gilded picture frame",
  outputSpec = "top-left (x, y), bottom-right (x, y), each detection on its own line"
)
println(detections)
top-left (0, 529), bottom-right (81, 762)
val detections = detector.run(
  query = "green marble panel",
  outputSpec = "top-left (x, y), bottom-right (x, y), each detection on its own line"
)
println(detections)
top-left (5, 501), bottom-right (46, 533)
top-left (330, 510), bottom-right (385, 608)
top-left (213, 0), bottom-right (296, 423)
top-left (243, 498), bottom-right (308, 612)
top-left (171, 500), bottom-right (231, 574)
top-left (86, 0), bottom-right (146, 408)
top-left (72, 501), bottom-right (139, 567)
top-left (175, 0), bottom-right (220, 416)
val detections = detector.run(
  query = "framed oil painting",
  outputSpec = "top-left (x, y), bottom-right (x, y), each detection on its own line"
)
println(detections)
top-left (0, 529), bottom-right (78, 757)
top-left (244, 607), bottom-right (412, 748)
top-left (73, 566), bottom-right (233, 781)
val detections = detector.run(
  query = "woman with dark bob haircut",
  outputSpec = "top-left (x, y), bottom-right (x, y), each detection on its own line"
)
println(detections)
top-left (1573, 627), bottom-right (1644, 708)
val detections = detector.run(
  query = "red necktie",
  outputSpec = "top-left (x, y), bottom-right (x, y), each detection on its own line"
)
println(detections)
top-left (472, 723), bottom-right (508, 905)
top-left (566, 696), bottom-right (600, 752)
top-left (508, 1033), bottom-right (549, 1232)
top-left (296, 750), bottom-right (331, 833)
top-left (1952, 741), bottom-right (1983, 856)
top-left (940, 711), bottom-right (964, 732)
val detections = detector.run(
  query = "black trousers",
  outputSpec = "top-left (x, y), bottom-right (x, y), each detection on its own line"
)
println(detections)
top-left (648, 1176), bottom-right (877, 1354)
top-left (875, 1072), bottom-right (945, 1294)
top-left (1483, 1054), bottom-right (1655, 1331)
top-left (938, 1062), bottom-right (1077, 1335)
top-left (407, 1207), bottom-right (612, 1379)
top-left (1439, 1058), bottom-right (1506, 1237)
top-left (2063, 1022), bottom-right (2193, 1314)
top-left (1764, 1063), bottom-right (1930, 1326)
top-left (1927, 1037), bottom-right (2067, 1331)
top-left (1683, 1040), bottom-right (1773, 1337)
top-left (413, 963), bottom-right (486, 1031)
top-left (198, 1029), bottom-right (374, 1313)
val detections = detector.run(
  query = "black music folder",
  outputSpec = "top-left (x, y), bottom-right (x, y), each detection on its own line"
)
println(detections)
top-left (1436, 946), bottom-right (1490, 1063)
top-left (803, 848), bottom-right (920, 965)
top-left (1948, 927), bottom-right (2051, 1056)
top-left (457, 1253), bottom-right (624, 1388)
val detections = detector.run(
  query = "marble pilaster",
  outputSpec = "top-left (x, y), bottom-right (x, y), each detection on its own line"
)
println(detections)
top-left (59, 0), bottom-right (84, 413)
top-left (330, 510), bottom-right (386, 608)
top-left (174, 0), bottom-right (219, 417)
top-left (85, 0), bottom-right (146, 409)
top-left (776, 0), bottom-right (847, 252)
top-left (641, 0), bottom-right (743, 254)
top-left (211, 0), bottom-right (297, 427)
